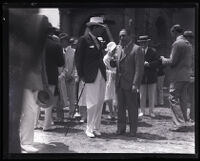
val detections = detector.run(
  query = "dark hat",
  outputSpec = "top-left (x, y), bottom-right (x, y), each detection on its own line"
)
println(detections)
top-left (137, 35), bottom-right (151, 42)
top-left (86, 16), bottom-right (106, 27)
top-left (171, 24), bottom-right (183, 33)
top-left (184, 30), bottom-right (194, 38)
top-left (59, 33), bottom-right (69, 40)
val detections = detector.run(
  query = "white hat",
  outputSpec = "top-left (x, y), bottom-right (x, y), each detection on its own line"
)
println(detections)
top-left (105, 42), bottom-right (117, 52)
top-left (86, 16), bottom-right (105, 27)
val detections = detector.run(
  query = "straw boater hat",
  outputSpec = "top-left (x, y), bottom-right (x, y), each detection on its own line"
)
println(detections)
top-left (137, 35), bottom-right (151, 42)
top-left (86, 16), bottom-right (106, 27)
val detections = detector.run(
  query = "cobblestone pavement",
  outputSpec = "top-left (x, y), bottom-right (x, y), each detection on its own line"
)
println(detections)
top-left (32, 106), bottom-right (195, 154)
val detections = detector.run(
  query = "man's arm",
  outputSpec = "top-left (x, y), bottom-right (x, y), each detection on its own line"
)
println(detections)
top-left (161, 42), bottom-right (181, 67)
top-left (74, 37), bottom-right (86, 80)
top-left (132, 46), bottom-right (144, 90)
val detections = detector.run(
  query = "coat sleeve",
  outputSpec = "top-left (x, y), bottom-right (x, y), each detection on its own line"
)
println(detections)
top-left (57, 43), bottom-right (65, 67)
top-left (133, 46), bottom-right (144, 88)
top-left (148, 49), bottom-right (162, 69)
top-left (164, 42), bottom-right (181, 67)
top-left (75, 37), bottom-right (86, 79)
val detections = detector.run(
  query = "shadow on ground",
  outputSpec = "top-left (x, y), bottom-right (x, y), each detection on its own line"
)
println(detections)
top-left (138, 121), bottom-right (152, 127)
top-left (98, 131), bottom-right (167, 141)
top-left (34, 142), bottom-right (76, 153)
top-left (152, 115), bottom-right (172, 120)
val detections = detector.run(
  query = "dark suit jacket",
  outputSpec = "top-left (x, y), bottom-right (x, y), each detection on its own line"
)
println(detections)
top-left (75, 34), bottom-right (106, 83)
top-left (114, 42), bottom-right (144, 91)
top-left (141, 47), bottom-right (162, 84)
top-left (45, 36), bottom-right (65, 85)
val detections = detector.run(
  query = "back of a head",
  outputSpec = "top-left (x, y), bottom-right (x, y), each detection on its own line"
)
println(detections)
top-left (170, 24), bottom-right (183, 34)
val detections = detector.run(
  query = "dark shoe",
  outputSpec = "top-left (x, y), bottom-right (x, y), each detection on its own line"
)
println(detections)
top-left (129, 132), bottom-right (137, 137)
top-left (169, 126), bottom-right (188, 132)
top-left (43, 125), bottom-right (57, 132)
top-left (116, 130), bottom-right (126, 135)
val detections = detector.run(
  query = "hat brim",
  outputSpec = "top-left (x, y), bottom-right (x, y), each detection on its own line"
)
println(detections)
top-left (137, 39), bottom-right (151, 42)
top-left (86, 22), bottom-right (106, 27)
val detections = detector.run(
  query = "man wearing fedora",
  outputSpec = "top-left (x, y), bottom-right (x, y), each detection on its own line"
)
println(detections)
top-left (75, 16), bottom-right (107, 138)
top-left (103, 29), bottom-right (144, 137)
top-left (161, 24), bottom-right (193, 131)
top-left (137, 35), bottom-right (162, 118)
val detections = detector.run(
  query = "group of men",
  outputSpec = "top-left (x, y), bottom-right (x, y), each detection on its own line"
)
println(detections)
top-left (17, 14), bottom-right (195, 154)
top-left (75, 17), bottom-right (194, 138)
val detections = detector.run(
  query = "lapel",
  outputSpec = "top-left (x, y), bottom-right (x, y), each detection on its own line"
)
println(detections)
top-left (88, 33), bottom-right (100, 50)
top-left (120, 42), bottom-right (134, 62)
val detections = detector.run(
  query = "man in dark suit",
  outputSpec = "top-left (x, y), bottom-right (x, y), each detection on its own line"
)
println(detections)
top-left (161, 24), bottom-right (193, 131)
top-left (137, 35), bottom-right (162, 118)
top-left (75, 17), bottom-right (107, 138)
top-left (104, 29), bottom-right (144, 137)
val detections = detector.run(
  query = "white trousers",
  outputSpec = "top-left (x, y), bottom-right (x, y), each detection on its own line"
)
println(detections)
top-left (140, 83), bottom-right (156, 114)
top-left (20, 89), bottom-right (39, 145)
top-left (155, 75), bottom-right (165, 105)
top-left (85, 70), bottom-right (106, 133)
top-left (35, 85), bottom-right (55, 130)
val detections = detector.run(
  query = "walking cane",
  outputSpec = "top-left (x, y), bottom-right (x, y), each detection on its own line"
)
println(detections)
top-left (65, 81), bottom-right (86, 136)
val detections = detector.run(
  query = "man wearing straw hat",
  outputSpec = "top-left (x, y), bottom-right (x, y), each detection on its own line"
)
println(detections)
top-left (75, 16), bottom-right (107, 138)
top-left (137, 35), bottom-right (162, 118)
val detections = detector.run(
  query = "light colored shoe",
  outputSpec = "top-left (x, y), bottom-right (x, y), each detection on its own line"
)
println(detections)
top-left (93, 130), bottom-right (101, 136)
top-left (85, 131), bottom-right (95, 138)
top-left (21, 145), bottom-right (38, 153)
top-left (138, 112), bottom-right (144, 117)
top-left (150, 112), bottom-right (156, 118)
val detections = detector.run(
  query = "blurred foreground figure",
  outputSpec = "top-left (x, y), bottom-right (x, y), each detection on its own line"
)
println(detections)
top-left (9, 9), bottom-right (50, 153)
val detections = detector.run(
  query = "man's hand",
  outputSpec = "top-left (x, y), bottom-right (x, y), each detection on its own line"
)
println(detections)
top-left (132, 84), bottom-right (137, 92)
top-left (144, 61), bottom-right (149, 67)
top-left (160, 56), bottom-right (168, 64)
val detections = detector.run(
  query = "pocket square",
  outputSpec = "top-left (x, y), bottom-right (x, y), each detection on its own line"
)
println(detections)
top-left (89, 45), bottom-right (95, 48)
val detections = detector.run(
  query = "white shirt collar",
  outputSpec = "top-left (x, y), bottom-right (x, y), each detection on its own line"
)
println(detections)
top-left (176, 35), bottom-right (184, 41)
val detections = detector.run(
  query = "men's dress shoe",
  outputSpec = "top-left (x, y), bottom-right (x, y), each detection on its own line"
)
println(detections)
top-left (21, 145), bottom-right (38, 153)
top-left (169, 126), bottom-right (188, 132)
top-left (93, 131), bottom-right (101, 136)
top-left (43, 125), bottom-right (57, 131)
top-left (85, 131), bottom-right (95, 138)
top-left (138, 112), bottom-right (144, 117)
top-left (150, 112), bottom-right (156, 118)
top-left (116, 130), bottom-right (126, 135)
top-left (129, 132), bottom-right (137, 137)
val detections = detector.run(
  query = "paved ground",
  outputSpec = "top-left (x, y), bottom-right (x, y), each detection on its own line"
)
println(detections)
top-left (32, 106), bottom-right (195, 154)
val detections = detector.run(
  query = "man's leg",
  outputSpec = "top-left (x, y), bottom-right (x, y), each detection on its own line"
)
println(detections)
top-left (158, 75), bottom-right (165, 105)
top-left (169, 82), bottom-right (186, 127)
top-left (43, 85), bottom-right (55, 130)
top-left (20, 89), bottom-right (39, 147)
top-left (148, 83), bottom-right (156, 117)
top-left (117, 88), bottom-right (126, 133)
top-left (67, 79), bottom-right (76, 117)
top-left (140, 84), bottom-right (147, 115)
top-left (125, 90), bottom-right (138, 136)
top-left (93, 73), bottom-right (106, 132)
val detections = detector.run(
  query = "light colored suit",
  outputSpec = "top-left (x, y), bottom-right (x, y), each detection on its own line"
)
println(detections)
top-left (164, 35), bottom-right (193, 126)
